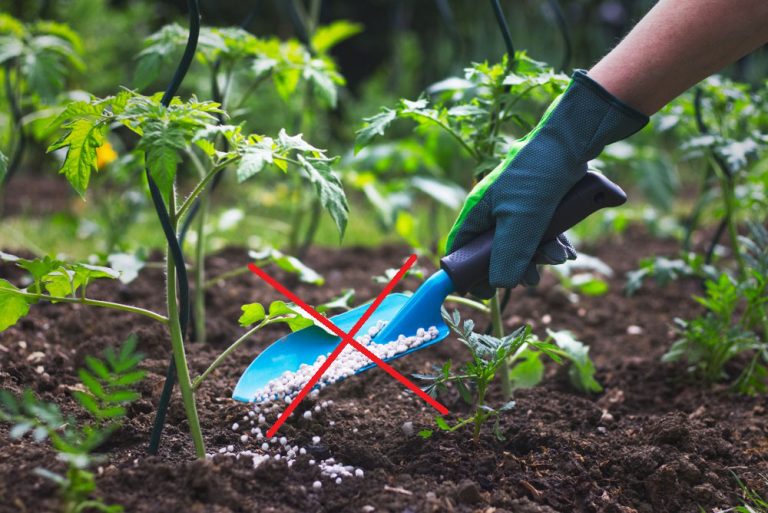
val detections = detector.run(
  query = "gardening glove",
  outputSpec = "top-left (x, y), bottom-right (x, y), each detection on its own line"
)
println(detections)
top-left (447, 70), bottom-right (648, 299)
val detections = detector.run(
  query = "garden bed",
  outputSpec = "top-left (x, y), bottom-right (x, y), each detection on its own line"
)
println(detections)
top-left (1, 229), bottom-right (766, 513)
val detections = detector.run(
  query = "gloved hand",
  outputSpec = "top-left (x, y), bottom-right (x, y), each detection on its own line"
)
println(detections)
top-left (446, 70), bottom-right (648, 299)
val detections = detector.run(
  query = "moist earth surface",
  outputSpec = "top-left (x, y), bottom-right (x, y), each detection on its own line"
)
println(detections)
top-left (1, 229), bottom-right (766, 513)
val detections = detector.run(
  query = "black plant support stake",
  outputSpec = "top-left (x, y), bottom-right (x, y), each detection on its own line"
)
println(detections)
top-left (546, 0), bottom-right (572, 72)
top-left (490, 0), bottom-right (515, 71)
top-left (147, 0), bottom-right (200, 456)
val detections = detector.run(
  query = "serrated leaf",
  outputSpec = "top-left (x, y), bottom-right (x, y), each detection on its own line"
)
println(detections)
top-left (435, 416), bottom-right (450, 431)
top-left (236, 143), bottom-right (274, 182)
top-left (239, 303), bottom-right (266, 327)
top-left (296, 155), bottom-right (348, 237)
top-left (72, 391), bottom-right (101, 417)
top-left (146, 143), bottom-right (181, 195)
top-left (0, 279), bottom-right (32, 332)
top-left (355, 109), bottom-right (397, 153)
top-left (103, 391), bottom-right (140, 403)
top-left (304, 60), bottom-right (339, 107)
top-left (277, 129), bottom-right (322, 154)
top-left (85, 356), bottom-right (110, 380)
top-left (48, 117), bottom-right (107, 197)
top-left (548, 329), bottom-right (602, 393)
top-left (78, 369), bottom-right (106, 400)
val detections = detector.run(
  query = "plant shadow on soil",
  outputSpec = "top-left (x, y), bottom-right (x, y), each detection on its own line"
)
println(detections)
top-left (1, 228), bottom-right (767, 513)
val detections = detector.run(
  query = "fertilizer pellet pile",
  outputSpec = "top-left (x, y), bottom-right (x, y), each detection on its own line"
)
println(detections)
top-left (209, 325), bottom-right (435, 489)
top-left (249, 322), bottom-right (440, 403)
top-left (210, 397), bottom-right (363, 486)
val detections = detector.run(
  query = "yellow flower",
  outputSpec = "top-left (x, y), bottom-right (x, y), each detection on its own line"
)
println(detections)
top-left (96, 142), bottom-right (118, 169)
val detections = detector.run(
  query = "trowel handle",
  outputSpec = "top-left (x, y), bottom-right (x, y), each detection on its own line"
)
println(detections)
top-left (440, 171), bottom-right (627, 295)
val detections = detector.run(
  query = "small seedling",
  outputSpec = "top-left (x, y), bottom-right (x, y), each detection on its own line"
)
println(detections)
top-left (0, 335), bottom-right (145, 513)
top-left (664, 224), bottom-right (768, 394)
top-left (416, 309), bottom-right (561, 442)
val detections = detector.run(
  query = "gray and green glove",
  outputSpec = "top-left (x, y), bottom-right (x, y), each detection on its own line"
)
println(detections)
top-left (446, 70), bottom-right (648, 299)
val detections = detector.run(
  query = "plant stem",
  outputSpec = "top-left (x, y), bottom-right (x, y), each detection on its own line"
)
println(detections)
top-left (445, 295), bottom-right (490, 314)
top-left (192, 320), bottom-right (269, 390)
top-left (203, 265), bottom-right (250, 289)
top-left (187, 148), bottom-right (209, 345)
top-left (407, 111), bottom-right (479, 161)
top-left (719, 172), bottom-right (746, 279)
top-left (165, 193), bottom-right (206, 458)
top-left (176, 157), bottom-right (237, 222)
top-left (490, 291), bottom-right (512, 399)
top-left (193, 193), bottom-right (208, 344)
top-left (1, 289), bottom-right (168, 324)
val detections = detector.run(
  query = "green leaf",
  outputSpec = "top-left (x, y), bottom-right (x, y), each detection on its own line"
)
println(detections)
top-left (435, 416), bottom-right (450, 431)
top-left (248, 248), bottom-right (324, 285)
top-left (355, 109), bottom-right (397, 153)
top-left (570, 274), bottom-right (609, 296)
top-left (316, 289), bottom-right (354, 313)
top-left (236, 139), bottom-right (274, 182)
top-left (72, 391), bottom-right (102, 417)
top-left (112, 370), bottom-right (147, 387)
top-left (268, 301), bottom-right (322, 332)
top-left (16, 255), bottom-right (64, 282)
top-left (410, 176), bottom-right (466, 210)
top-left (303, 60), bottom-right (341, 107)
top-left (103, 391), bottom-right (140, 403)
top-left (85, 356), bottom-right (110, 380)
top-left (0, 279), bottom-right (32, 332)
top-left (48, 117), bottom-right (107, 197)
top-left (548, 329), bottom-right (602, 393)
top-left (42, 269), bottom-right (77, 297)
top-left (311, 21), bottom-right (363, 53)
top-left (417, 429), bottom-right (433, 439)
top-left (239, 303), bottom-right (266, 327)
top-left (508, 349), bottom-right (545, 389)
top-left (78, 369), bottom-right (106, 399)
top-left (277, 129), bottom-right (322, 154)
top-left (145, 143), bottom-right (181, 195)
top-left (296, 155), bottom-right (348, 237)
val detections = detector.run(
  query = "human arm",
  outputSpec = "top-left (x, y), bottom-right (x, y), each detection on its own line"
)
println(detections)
top-left (448, 0), bottom-right (768, 297)
top-left (590, 0), bottom-right (768, 115)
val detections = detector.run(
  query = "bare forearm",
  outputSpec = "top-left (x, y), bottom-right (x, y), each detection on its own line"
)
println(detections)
top-left (589, 0), bottom-right (768, 115)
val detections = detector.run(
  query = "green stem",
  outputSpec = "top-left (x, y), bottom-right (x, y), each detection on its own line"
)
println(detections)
top-left (176, 157), bottom-right (237, 222)
top-left (187, 148), bottom-right (209, 344)
top-left (165, 193), bottom-right (206, 458)
top-left (445, 294), bottom-right (490, 314)
top-left (192, 319), bottom-right (270, 390)
top-left (720, 173), bottom-right (746, 279)
top-left (406, 111), bottom-right (479, 161)
top-left (203, 265), bottom-right (249, 289)
top-left (193, 193), bottom-right (208, 344)
top-left (2, 289), bottom-right (168, 324)
top-left (490, 291), bottom-right (512, 399)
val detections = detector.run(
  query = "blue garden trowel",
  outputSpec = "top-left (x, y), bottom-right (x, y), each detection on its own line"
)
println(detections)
top-left (232, 172), bottom-right (626, 402)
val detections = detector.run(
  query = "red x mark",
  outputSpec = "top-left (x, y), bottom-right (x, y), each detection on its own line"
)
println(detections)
top-left (247, 254), bottom-right (448, 437)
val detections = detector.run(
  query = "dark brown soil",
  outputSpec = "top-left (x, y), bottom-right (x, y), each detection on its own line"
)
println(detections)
top-left (1, 229), bottom-right (766, 513)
